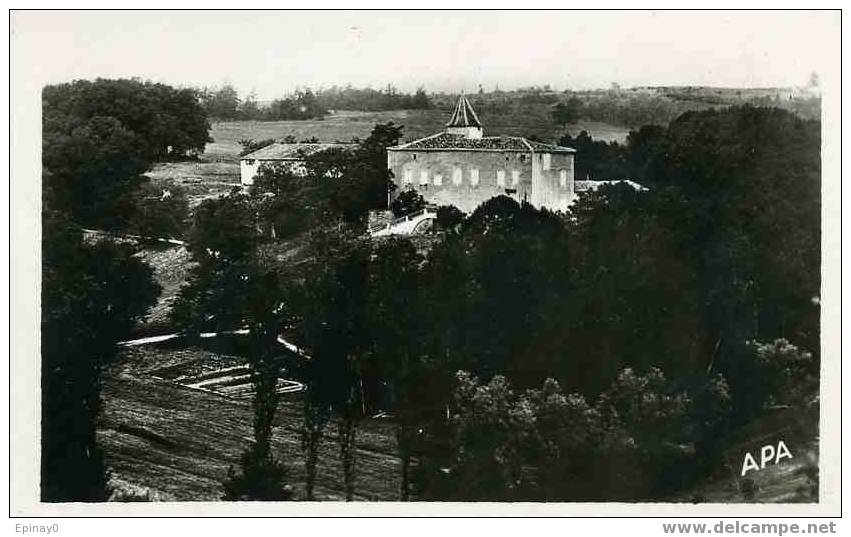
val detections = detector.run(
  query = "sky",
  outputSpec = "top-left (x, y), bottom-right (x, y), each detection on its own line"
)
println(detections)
top-left (11, 10), bottom-right (840, 100)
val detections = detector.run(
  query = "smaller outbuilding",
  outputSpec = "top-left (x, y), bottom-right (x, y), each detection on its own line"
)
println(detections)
top-left (239, 142), bottom-right (354, 186)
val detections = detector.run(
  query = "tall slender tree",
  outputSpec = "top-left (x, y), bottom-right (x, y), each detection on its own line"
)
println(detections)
top-left (172, 192), bottom-right (293, 501)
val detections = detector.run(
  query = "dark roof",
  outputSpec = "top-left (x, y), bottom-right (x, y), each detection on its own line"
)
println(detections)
top-left (389, 132), bottom-right (576, 153)
top-left (241, 142), bottom-right (353, 161)
top-left (446, 95), bottom-right (482, 128)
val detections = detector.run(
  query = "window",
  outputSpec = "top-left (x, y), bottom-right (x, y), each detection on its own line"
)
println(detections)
top-left (403, 168), bottom-right (414, 184)
top-left (453, 167), bottom-right (463, 185)
top-left (420, 170), bottom-right (429, 185)
top-left (497, 169), bottom-right (506, 187)
top-left (470, 168), bottom-right (479, 186)
top-left (413, 154), bottom-right (417, 160)
top-left (559, 169), bottom-right (568, 188)
top-left (543, 153), bottom-right (551, 170)
top-left (433, 173), bottom-right (443, 186)
top-left (511, 170), bottom-right (520, 186)
top-left (246, 159), bottom-right (256, 165)
top-left (520, 155), bottom-right (526, 163)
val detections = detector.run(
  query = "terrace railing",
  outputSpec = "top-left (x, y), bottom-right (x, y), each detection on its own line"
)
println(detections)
top-left (369, 207), bottom-right (438, 237)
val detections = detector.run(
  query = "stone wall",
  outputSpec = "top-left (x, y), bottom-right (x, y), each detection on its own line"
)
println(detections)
top-left (388, 149), bottom-right (534, 213)
top-left (388, 149), bottom-right (575, 213)
top-left (530, 151), bottom-right (575, 211)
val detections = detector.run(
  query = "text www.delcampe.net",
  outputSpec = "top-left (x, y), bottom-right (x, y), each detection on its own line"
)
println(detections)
top-left (661, 521), bottom-right (838, 536)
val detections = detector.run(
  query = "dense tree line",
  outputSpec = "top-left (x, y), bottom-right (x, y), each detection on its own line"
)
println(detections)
top-left (199, 86), bottom-right (328, 121)
top-left (317, 85), bottom-right (433, 112)
top-left (551, 88), bottom-right (821, 129)
top-left (44, 79), bottom-right (210, 160)
top-left (43, 78), bottom-right (200, 234)
top-left (40, 78), bottom-right (212, 500)
top-left (199, 84), bottom-right (433, 121)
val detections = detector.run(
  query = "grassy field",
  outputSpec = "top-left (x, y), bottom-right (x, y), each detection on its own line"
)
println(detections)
top-left (145, 161), bottom-right (241, 208)
top-left (204, 110), bottom-right (445, 162)
top-left (204, 108), bottom-right (632, 163)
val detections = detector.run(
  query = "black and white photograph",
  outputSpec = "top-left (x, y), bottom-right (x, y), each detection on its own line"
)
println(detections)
top-left (8, 8), bottom-right (843, 522)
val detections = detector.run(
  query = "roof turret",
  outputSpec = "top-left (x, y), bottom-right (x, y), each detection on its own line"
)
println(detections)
top-left (446, 94), bottom-right (482, 128)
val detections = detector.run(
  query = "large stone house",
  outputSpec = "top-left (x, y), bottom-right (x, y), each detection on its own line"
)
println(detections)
top-left (386, 95), bottom-right (576, 213)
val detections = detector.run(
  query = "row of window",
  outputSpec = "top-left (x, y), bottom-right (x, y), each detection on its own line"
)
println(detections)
top-left (409, 153), bottom-right (556, 170)
top-left (402, 167), bottom-right (572, 189)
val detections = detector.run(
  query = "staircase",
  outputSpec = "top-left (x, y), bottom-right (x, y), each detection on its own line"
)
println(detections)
top-left (369, 207), bottom-right (438, 237)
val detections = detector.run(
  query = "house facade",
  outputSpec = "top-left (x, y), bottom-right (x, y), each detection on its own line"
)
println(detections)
top-left (386, 95), bottom-right (576, 213)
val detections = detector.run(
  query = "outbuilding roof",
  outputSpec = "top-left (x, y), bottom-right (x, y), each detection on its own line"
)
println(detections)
top-left (389, 132), bottom-right (576, 153)
top-left (241, 142), bottom-right (353, 161)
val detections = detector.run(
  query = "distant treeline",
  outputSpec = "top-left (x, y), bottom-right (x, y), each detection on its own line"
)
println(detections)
top-left (199, 84), bottom-right (433, 121)
top-left (569, 87), bottom-right (821, 127)
top-left (318, 85), bottom-right (432, 111)
top-left (200, 82), bottom-right (820, 126)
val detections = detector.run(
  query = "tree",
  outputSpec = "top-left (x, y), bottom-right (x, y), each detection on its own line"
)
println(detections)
top-left (127, 181), bottom-right (190, 239)
top-left (222, 306), bottom-right (292, 501)
top-left (622, 124), bottom-right (670, 186)
top-left (558, 130), bottom-right (627, 180)
top-left (720, 339), bottom-right (816, 426)
top-left (171, 192), bottom-right (294, 501)
top-left (43, 116), bottom-right (148, 229)
top-left (657, 107), bottom-right (821, 362)
top-left (442, 372), bottom-right (536, 500)
top-left (418, 367), bottom-right (731, 502)
top-left (421, 196), bottom-right (575, 386)
top-left (40, 79), bottom-right (184, 500)
top-left (41, 212), bottom-right (159, 501)
top-left (44, 79), bottom-right (210, 160)
top-left (364, 238), bottom-right (428, 499)
top-left (551, 96), bottom-right (584, 126)
top-left (390, 189), bottom-right (425, 217)
top-left (596, 367), bottom-right (692, 494)
top-left (43, 79), bottom-right (211, 230)
top-left (293, 229), bottom-right (372, 501)
top-left (522, 377), bottom-right (633, 500)
top-left (250, 164), bottom-right (335, 239)
top-left (200, 84), bottom-right (241, 120)
top-left (239, 91), bottom-right (261, 119)
top-left (435, 205), bottom-right (465, 232)
top-left (333, 122), bottom-right (404, 223)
